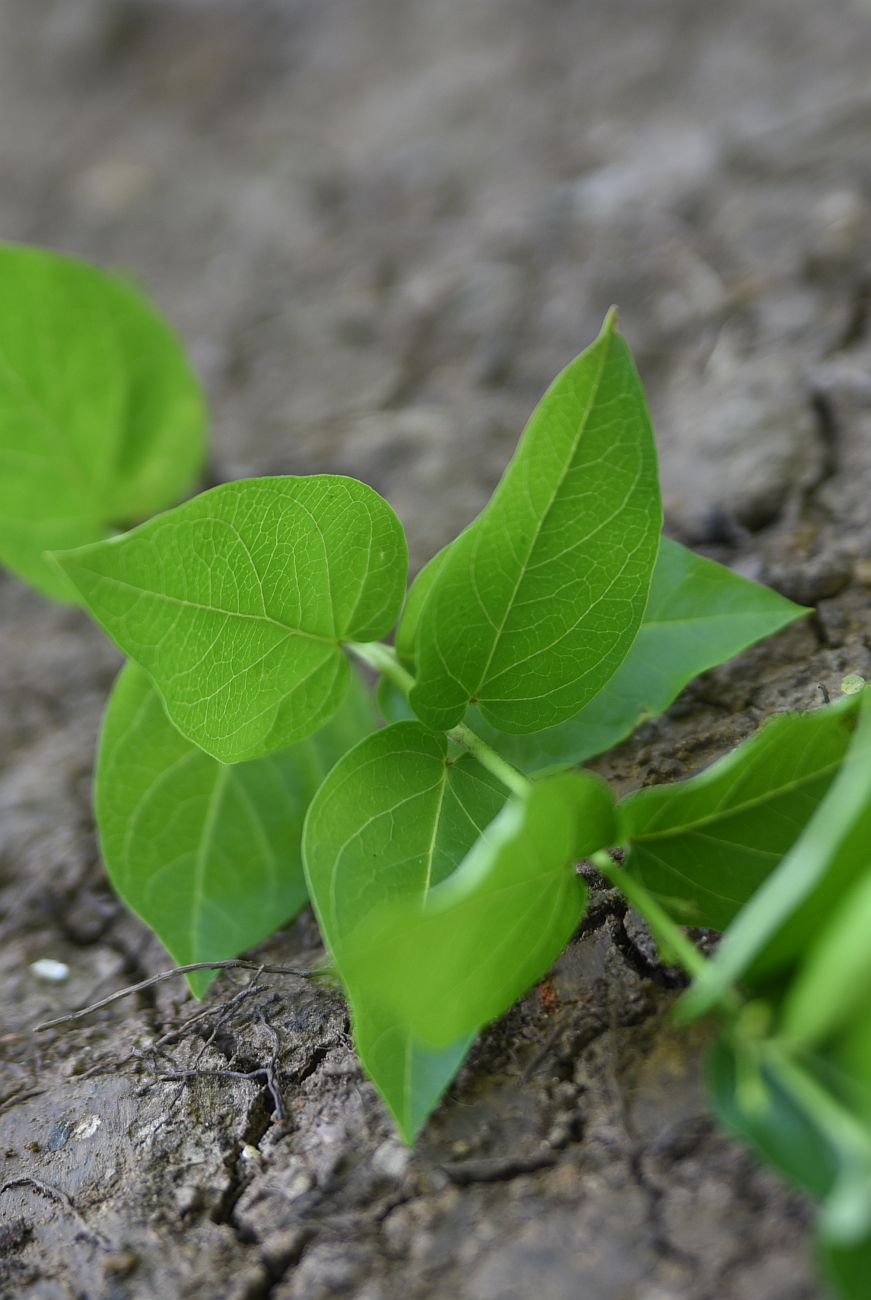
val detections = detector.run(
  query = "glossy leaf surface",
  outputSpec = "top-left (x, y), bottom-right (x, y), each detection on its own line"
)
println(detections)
top-left (0, 243), bottom-right (205, 600)
top-left (620, 698), bottom-right (859, 930)
top-left (410, 312), bottom-right (662, 734)
top-left (341, 771), bottom-right (614, 1048)
top-left (303, 720), bottom-right (507, 1138)
top-left (97, 661), bottom-right (376, 995)
top-left (56, 475), bottom-right (407, 762)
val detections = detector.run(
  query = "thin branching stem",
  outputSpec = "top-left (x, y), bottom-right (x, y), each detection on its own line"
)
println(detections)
top-left (34, 959), bottom-right (312, 1032)
top-left (347, 640), bottom-right (531, 798)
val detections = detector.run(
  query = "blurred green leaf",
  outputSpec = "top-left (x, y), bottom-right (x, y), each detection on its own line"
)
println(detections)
top-left (620, 697), bottom-right (859, 930)
top-left (681, 691), bottom-right (871, 1021)
top-left (0, 243), bottom-right (206, 600)
top-left (782, 872), bottom-right (871, 1050)
top-left (709, 1036), bottom-right (841, 1200)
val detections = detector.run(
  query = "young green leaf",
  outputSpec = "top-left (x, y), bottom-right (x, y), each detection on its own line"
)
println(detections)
top-left (303, 720), bottom-right (508, 956)
top-left (460, 539), bottom-right (807, 774)
top-left (619, 697), bottom-right (860, 931)
top-left (781, 871), bottom-right (871, 1050)
top-left (302, 720), bottom-right (508, 1135)
top-left (709, 1036), bottom-right (842, 1202)
top-left (710, 1035), bottom-right (871, 1299)
top-left (395, 545), bottom-right (451, 667)
top-left (353, 1005), bottom-right (475, 1144)
top-left (680, 690), bottom-right (871, 1022)
top-left (341, 771), bottom-right (615, 1048)
top-left (821, 1232), bottom-right (871, 1300)
top-left (409, 312), bottom-right (662, 735)
top-left (0, 243), bottom-right (206, 601)
top-left (97, 660), bottom-right (377, 996)
top-left (54, 475), bottom-right (408, 763)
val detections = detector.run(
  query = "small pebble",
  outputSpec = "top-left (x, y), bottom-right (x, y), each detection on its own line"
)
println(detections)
top-left (30, 958), bottom-right (70, 983)
top-left (841, 674), bottom-right (866, 695)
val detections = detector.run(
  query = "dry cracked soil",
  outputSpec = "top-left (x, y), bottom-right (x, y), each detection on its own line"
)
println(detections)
top-left (2, 1), bottom-right (871, 1297)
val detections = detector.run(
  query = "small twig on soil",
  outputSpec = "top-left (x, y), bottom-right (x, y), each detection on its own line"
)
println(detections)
top-left (0, 1177), bottom-right (106, 1246)
top-left (0, 1086), bottom-right (48, 1116)
top-left (256, 1005), bottom-right (288, 1124)
top-left (153, 981), bottom-right (263, 1051)
top-left (134, 993), bottom-right (290, 1127)
top-left (34, 960), bottom-right (312, 1033)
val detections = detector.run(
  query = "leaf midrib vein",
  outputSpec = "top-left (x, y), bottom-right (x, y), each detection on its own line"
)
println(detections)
top-left (467, 340), bottom-right (612, 694)
top-left (79, 568), bottom-right (338, 646)
top-left (629, 759), bottom-right (842, 842)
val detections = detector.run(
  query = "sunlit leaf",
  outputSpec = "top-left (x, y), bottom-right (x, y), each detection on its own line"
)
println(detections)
top-left (55, 475), bottom-right (407, 762)
top-left (463, 538), bottom-right (806, 773)
top-left (395, 545), bottom-right (450, 667)
top-left (409, 311), bottom-right (661, 734)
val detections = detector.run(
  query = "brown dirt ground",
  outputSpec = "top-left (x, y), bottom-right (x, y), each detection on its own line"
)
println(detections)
top-left (2, 1), bottom-right (871, 1296)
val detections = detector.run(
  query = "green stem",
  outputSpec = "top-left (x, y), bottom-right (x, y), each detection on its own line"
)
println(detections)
top-left (347, 639), bottom-right (416, 694)
top-left (590, 850), bottom-right (710, 983)
top-left (347, 640), bottom-right (531, 799)
top-left (446, 721), bottom-right (531, 799)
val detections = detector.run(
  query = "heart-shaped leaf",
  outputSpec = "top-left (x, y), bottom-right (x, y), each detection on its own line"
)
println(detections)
top-left (353, 1005), bottom-right (475, 1145)
top-left (0, 243), bottom-right (206, 600)
top-left (97, 660), bottom-right (377, 995)
top-left (409, 311), bottom-right (662, 734)
top-left (303, 720), bottom-right (508, 1137)
top-left (341, 770), bottom-right (615, 1048)
top-left (55, 475), bottom-right (408, 762)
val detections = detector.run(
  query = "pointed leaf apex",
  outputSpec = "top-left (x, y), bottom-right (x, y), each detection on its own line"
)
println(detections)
top-left (602, 305), bottom-right (620, 335)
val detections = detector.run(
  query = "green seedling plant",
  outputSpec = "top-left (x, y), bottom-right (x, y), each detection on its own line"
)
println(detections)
top-left (4, 242), bottom-right (871, 1299)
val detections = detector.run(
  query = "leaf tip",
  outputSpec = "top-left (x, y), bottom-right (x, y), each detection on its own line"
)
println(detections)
top-left (601, 304), bottom-right (620, 336)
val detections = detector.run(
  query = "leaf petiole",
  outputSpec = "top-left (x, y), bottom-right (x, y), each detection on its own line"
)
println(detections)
top-left (591, 850), bottom-right (715, 986)
top-left (347, 640), bottom-right (531, 798)
top-left (347, 639), bottom-right (416, 693)
top-left (445, 721), bottom-right (531, 799)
